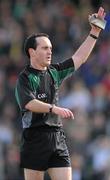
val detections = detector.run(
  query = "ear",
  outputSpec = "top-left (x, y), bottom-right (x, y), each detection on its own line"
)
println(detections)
top-left (28, 48), bottom-right (35, 57)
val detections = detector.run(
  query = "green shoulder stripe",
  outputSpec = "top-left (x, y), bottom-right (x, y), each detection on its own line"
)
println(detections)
top-left (58, 67), bottom-right (74, 83)
top-left (49, 66), bottom-right (74, 86)
top-left (49, 68), bottom-right (60, 86)
top-left (15, 87), bottom-right (21, 109)
top-left (28, 73), bottom-right (40, 91)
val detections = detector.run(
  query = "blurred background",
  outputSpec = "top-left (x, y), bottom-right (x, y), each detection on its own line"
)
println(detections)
top-left (0, 0), bottom-right (110, 179)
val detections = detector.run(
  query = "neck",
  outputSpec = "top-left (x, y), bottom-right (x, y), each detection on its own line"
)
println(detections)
top-left (30, 62), bottom-right (47, 70)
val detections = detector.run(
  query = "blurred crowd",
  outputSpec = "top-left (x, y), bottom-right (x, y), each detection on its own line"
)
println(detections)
top-left (0, 0), bottom-right (110, 179)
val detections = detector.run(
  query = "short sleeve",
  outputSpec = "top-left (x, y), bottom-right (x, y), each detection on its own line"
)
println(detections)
top-left (15, 74), bottom-right (36, 111)
top-left (52, 58), bottom-right (75, 86)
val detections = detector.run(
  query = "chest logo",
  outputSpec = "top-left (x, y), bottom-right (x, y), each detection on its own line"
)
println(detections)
top-left (37, 93), bottom-right (47, 99)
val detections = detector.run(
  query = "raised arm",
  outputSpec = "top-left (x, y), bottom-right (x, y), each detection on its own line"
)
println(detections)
top-left (72, 7), bottom-right (106, 70)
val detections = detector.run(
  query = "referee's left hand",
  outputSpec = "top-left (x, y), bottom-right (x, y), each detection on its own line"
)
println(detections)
top-left (52, 105), bottom-right (74, 119)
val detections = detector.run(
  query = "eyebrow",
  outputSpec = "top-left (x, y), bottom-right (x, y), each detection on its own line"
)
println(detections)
top-left (42, 45), bottom-right (52, 49)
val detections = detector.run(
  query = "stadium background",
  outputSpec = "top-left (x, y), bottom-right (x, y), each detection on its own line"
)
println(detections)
top-left (0, 0), bottom-right (110, 179)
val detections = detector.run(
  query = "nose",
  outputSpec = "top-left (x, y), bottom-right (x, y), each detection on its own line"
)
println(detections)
top-left (48, 48), bottom-right (52, 55)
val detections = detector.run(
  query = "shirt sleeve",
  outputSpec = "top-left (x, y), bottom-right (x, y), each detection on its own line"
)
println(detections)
top-left (15, 74), bottom-right (36, 111)
top-left (52, 58), bottom-right (75, 85)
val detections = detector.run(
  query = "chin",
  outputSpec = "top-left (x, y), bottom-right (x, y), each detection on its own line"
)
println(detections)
top-left (46, 61), bottom-right (51, 66)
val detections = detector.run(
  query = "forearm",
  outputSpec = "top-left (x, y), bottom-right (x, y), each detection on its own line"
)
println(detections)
top-left (72, 28), bottom-right (100, 70)
top-left (25, 99), bottom-right (52, 113)
top-left (25, 99), bottom-right (74, 119)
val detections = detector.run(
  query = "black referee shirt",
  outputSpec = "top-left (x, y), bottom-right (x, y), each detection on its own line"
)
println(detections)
top-left (15, 58), bottom-right (75, 128)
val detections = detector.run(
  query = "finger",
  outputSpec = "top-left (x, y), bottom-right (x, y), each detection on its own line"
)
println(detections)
top-left (67, 109), bottom-right (73, 117)
top-left (97, 7), bottom-right (105, 17)
top-left (98, 7), bottom-right (104, 16)
top-left (103, 12), bottom-right (106, 18)
top-left (64, 109), bottom-right (74, 119)
top-left (60, 109), bottom-right (68, 118)
top-left (69, 111), bottom-right (74, 119)
top-left (63, 109), bottom-right (70, 118)
top-left (60, 109), bottom-right (69, 118)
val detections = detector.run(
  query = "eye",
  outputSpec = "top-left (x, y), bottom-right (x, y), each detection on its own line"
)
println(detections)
top-left (42, 47), bottom-right (48, 50)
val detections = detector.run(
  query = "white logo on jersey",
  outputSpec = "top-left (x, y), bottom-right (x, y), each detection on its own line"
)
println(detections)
top-left (38, 93), bottom-right (47, 99)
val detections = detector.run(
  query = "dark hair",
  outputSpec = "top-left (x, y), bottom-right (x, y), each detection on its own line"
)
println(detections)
top-left (24, 33), bottom-right (49, 58)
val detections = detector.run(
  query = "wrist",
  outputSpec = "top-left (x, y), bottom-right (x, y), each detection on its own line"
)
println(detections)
top-left (90, 28), bottom-right (100, 37)
top-left (49, 104), bottom-right (55, 113)
top-left (89, 33), bottom-right (98, 40)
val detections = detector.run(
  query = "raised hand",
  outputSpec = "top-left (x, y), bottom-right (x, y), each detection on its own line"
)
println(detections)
top-left (89, 7), bottom-right (106, 34)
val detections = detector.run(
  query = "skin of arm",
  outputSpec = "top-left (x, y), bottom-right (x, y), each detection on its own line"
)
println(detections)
top-left (25, 99), bottom-right (52, 113)
top-left (72, 26), bottom-right (101, 70)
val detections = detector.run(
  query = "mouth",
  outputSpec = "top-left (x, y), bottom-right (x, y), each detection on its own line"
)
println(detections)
top-left (47, 57), bottom-right (51, 61)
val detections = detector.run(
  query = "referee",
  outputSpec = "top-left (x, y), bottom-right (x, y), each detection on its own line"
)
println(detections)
top-left (15, 7), bottom-right (105, 180)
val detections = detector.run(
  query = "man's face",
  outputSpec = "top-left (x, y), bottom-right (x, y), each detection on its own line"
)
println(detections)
top-left (31, 36), bottom-right (52, 67)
